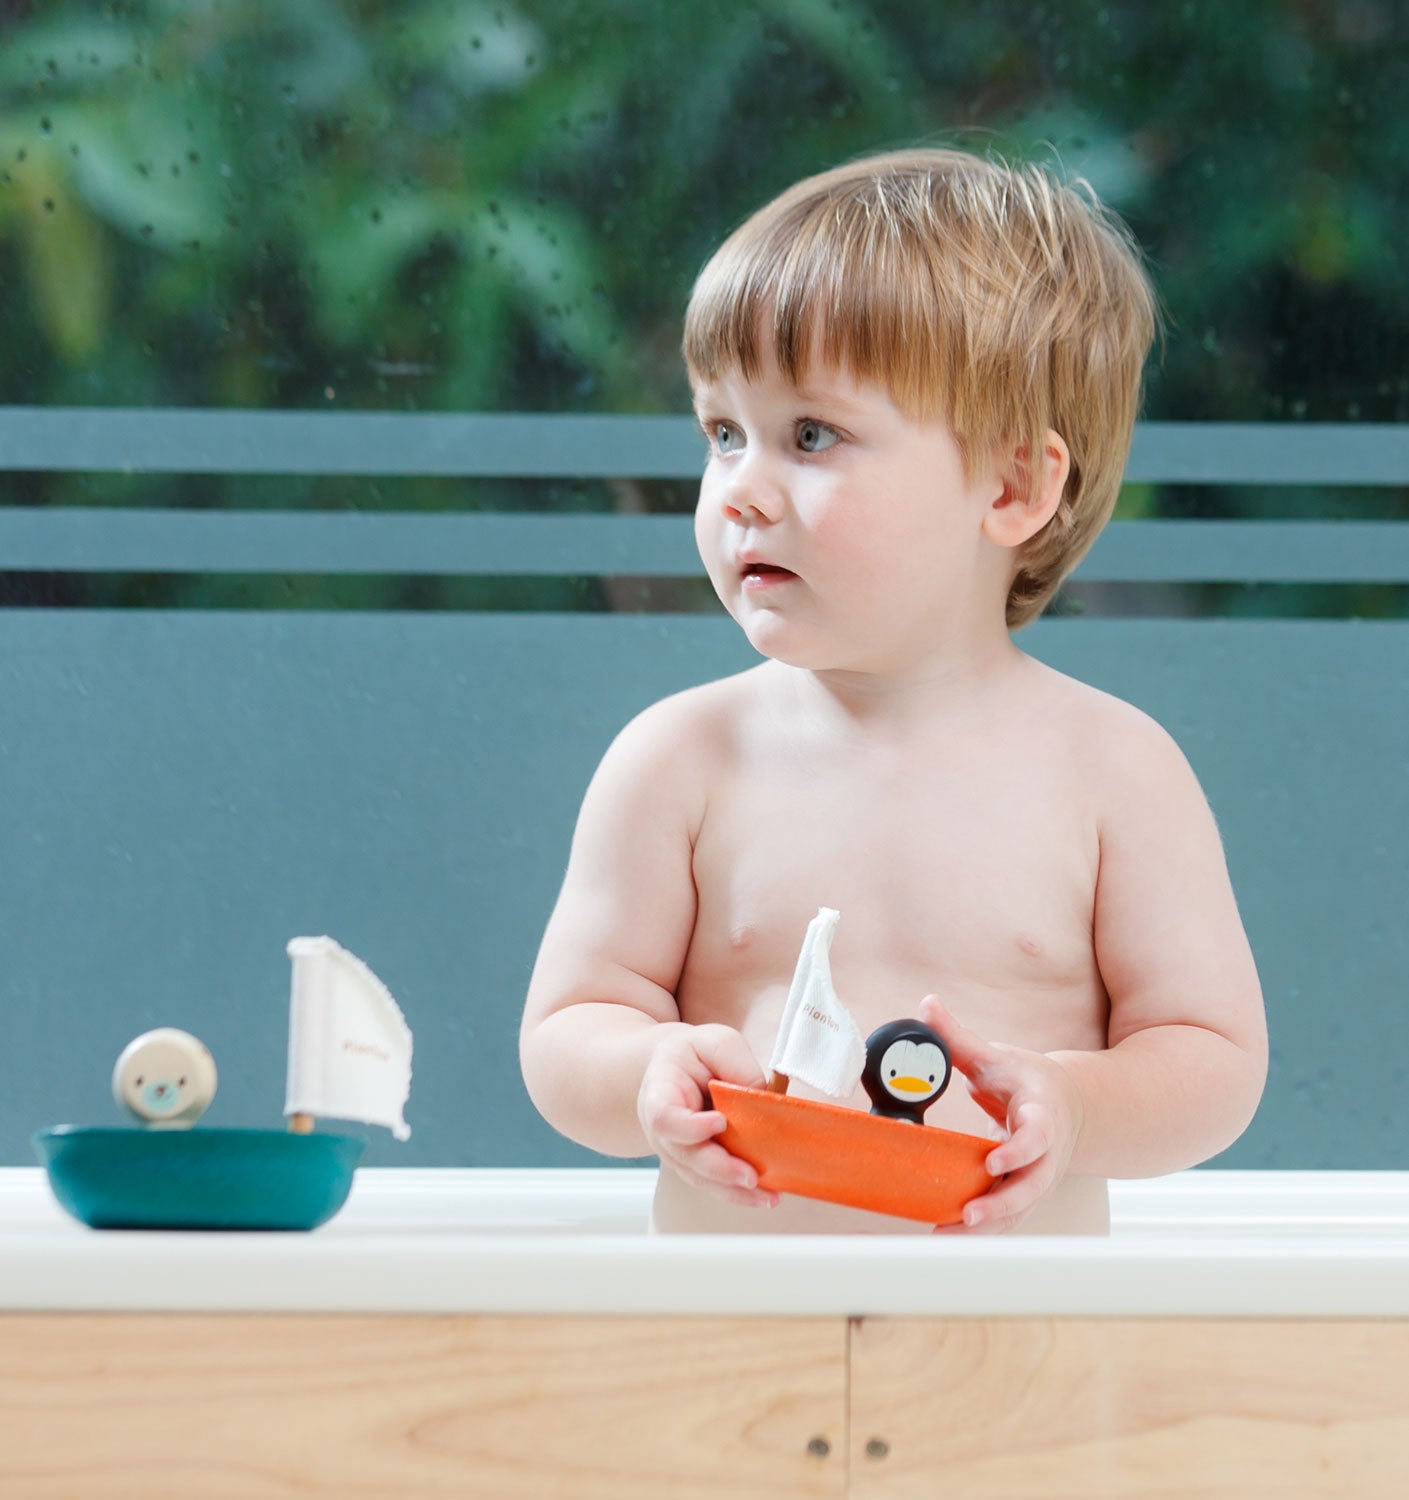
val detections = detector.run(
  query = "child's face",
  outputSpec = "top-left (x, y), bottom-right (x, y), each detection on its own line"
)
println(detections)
top-left (691, 342), bottom-right (1008, 674)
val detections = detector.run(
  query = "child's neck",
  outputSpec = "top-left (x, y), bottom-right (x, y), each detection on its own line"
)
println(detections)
top-left (790, 630), bottom-right (1025, 733)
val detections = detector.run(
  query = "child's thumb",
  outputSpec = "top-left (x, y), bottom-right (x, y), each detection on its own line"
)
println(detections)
top-left (693, 1023), bottom-right (766, 1088)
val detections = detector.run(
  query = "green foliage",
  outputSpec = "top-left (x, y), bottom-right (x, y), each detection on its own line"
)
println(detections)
top-left (1, 0), bottom-right (1405, 601)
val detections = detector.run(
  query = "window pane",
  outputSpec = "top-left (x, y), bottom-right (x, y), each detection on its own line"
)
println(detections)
top-left (1, 2), bottom-right (1404, 422)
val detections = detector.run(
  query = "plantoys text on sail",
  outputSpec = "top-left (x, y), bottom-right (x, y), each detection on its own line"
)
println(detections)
top-left (765, 907), bottom-right (865, 1097)
top-left (284, 935), bottom-right (413, 1141)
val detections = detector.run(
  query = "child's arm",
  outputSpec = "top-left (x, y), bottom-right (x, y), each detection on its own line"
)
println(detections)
top-left (519, 697), bottom-right (777, 1208)
top-left (923, 706), bottom-right (1268, 1233)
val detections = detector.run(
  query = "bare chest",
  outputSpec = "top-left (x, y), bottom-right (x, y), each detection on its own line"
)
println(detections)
top-left (679, 744), bottom-right (1104, 1053)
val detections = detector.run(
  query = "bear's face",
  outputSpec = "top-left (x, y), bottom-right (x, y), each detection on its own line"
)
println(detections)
top-left (112, 1029), bottom-right (218, 1126)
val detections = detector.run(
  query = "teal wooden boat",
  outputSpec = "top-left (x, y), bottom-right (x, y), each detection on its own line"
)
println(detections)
top-left (32, 1125), bottom-right (365, 1231)
top-left (32, 936), bottom-right (409, 1232)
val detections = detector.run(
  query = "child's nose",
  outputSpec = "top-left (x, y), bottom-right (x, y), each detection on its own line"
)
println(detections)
top-left (720, 455), bottom-right (785, 524)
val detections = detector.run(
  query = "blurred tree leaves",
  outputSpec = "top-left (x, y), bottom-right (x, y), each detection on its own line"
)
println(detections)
top-left (0, 0), bottom-right (1405, 461)
top-left (2, 133), bottom-right (110, 361)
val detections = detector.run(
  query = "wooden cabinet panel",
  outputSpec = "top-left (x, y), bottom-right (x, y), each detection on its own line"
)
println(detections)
top-left (848, 1318), bottom-right (1409, 1499)
top-left (8, 1312), bottom-right (1407, 1498)
top-left (0, 1315), bottom-right (846, 1500)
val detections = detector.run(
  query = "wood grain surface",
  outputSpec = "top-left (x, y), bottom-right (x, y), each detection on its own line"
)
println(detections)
top-left (0, 1314), bottom-right (846, 1500)
top-left (849, 1318), bottom-right (1409, 1500)
top-left (6, 1313), bottom-right (1407, 1498)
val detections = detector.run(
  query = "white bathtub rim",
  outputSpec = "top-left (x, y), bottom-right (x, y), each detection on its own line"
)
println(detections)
top-left (3, 1167), bottom-right (1408, 1317)
top-left (9, 1164), bottom-right (1409, 1237)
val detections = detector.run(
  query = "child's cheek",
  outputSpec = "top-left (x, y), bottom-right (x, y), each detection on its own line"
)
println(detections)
top-left (806, 488), bottom-right (865, 545)
top-left (694, 487), bottom-right (727, 564)
top-left (810, 499), bottom-right (885, 577)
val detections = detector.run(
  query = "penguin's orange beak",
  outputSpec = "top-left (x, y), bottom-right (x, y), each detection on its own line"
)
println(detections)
top-left (890, 1076), bottom-right (931, 1094)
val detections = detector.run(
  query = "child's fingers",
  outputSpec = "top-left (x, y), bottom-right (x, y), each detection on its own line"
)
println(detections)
top-left (684, 1137), bottom-right (760, 1188)
top-left (690, 1023), bottom-right (767, 1089)
top-left (636, 1032), bottom-right (776, 1209)
top-left (965, 1083), bottom-right (1016, 1130)
top-left (671, 1170), bottom-right (778, 1210)
top-left (918, 995), bottom-right (1010, 1088)
top-left (662, 1139), bottom-right (778, 1207)
top-left (637, 1073), bottom-right (702, 1136)
top-left (652, 1106), bottom-right (727, 1147)
top-left (985, 1101), bottom-right (1053, 1176)
top-left (961, 1163), bottom-right (1051, 1231)
top-left (932, 1161), bottom-right (1049, 1234)
top-left (921, 999), bottom-right (1022, 1131)
top-left (638, 1084), bottom-right (722, 1151)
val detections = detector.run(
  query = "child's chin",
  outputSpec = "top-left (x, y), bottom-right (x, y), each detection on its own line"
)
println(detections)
top-left (739, 616), bottom-right (839, 671)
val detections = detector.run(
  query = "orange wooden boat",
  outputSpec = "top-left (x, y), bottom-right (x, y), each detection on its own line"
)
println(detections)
top-left (710, 1080), bottom-right (996, 1226)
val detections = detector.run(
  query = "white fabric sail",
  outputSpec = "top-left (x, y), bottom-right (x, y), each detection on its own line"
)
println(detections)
top-left (284, 936), bottom-right (413, 1140)
top-left (768, 907), bottom-right (865, 1097)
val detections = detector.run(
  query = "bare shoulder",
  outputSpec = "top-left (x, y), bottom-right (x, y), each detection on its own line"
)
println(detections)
top-left (1019, 656), bottom-right (1205, 813)
top-left (581, 666), bottom-right (766, 830)
top-left (605, 666), bottom-right (763, 770)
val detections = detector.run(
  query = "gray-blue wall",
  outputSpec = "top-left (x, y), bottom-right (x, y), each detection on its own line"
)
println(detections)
top-left (4, 605), bottom-right (1405, 1170)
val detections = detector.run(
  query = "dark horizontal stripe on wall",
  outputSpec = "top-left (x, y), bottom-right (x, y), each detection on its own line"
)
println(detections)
top-left (3, 512), bottom-right (1409, 583)
top-left (0, 573), bottom-right (706, 613)
top-left (3, 573), bottom-right (1405, 618)
top-left (1, 410), bottom-right (1407, 484)
top-left (1053, 581), bottom-right (1409, 621)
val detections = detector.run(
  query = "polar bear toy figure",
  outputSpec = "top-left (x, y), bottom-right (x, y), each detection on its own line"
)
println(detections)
top-left (112, 1028), bottom-right (218, 1128)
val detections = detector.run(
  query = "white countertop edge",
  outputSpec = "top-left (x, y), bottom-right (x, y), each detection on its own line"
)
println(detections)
top-left (5, 1230), bottom-right (1409, 1318)
top-left (5, 1167), bottom-right (1409, 1317)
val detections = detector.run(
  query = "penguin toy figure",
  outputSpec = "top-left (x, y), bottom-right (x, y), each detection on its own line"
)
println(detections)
top-left (861, 1019), bottom-right (952, 1124)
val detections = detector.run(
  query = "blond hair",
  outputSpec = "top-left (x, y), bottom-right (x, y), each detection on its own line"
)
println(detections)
top-left (682, 148), bottom-right (1157, 627)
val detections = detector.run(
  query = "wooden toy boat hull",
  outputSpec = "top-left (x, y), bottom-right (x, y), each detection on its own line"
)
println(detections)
top-left (710, 1081), bottom-right (995, 1225)
top-left (32, 1126), bottom-right (364, 1231)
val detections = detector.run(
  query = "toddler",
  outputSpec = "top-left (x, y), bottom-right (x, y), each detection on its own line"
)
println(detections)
top-left (519, 148), bottom-right (1268, 1234)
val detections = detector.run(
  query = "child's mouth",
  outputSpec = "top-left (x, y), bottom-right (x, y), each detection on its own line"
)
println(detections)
top-left (741, 563), bottom-right (796, 587)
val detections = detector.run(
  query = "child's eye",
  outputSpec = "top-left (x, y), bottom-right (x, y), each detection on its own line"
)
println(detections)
top-left (796, 420), bottom-right (840, 453)
top-left (699, 420), bottom-right (744, 456)
top-left (713, 421), bottom-right (744, 454)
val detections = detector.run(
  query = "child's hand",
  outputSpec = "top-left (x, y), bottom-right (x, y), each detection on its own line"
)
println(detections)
top-left (637, 1024), bottom-right (780, 1209)
top-left (918, 995), bottom-right (1085, 1234)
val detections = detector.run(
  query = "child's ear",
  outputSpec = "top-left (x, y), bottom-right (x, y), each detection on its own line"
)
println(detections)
top-left (980, 430), bottom-right (1071, 549)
